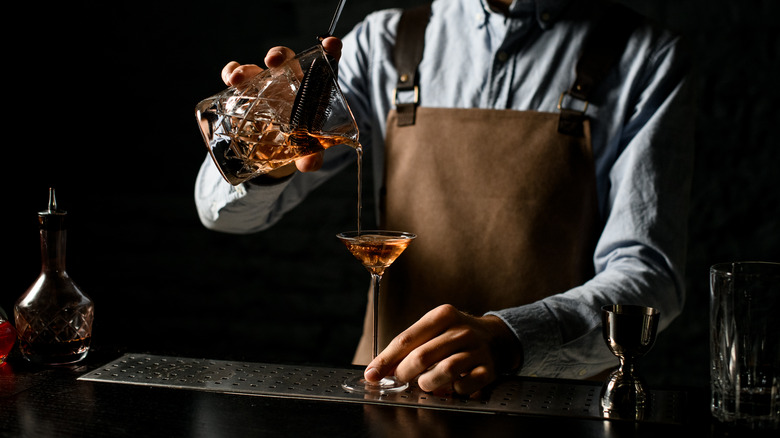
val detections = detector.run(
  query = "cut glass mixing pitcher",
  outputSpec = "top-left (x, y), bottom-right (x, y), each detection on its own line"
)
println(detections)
top-left (195, 44), bottom-right (359, 185)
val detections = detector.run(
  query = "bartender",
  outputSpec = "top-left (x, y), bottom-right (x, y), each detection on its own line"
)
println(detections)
top-left (195, 0), bottom-right (693, 396)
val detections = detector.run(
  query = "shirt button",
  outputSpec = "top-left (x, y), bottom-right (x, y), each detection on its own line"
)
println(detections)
top-left (496, 51), bottom-right (508, 62)
top-left (578, 369), bottom-right (588, 377)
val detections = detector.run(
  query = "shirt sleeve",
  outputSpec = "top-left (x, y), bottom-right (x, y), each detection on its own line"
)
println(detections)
top-left (192, 13), bottom-right (387, 234)
top-left (194, 144), bottom-right (357, 234)
top-left (194, 156), bottom-right (294, 234)
top-left (487, 29), bottom-right (695, 379)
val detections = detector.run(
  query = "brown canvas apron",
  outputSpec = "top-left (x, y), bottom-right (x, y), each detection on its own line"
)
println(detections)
top-left (351, 2), bottom-right (638, 365)
top-left (352, 107), bottom-right (600, 364)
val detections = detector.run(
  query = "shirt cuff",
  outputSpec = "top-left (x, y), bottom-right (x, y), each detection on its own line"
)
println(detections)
top-left (485, 301), bottom-right (561, 377)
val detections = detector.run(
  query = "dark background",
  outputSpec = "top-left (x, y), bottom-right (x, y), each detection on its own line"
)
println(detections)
top-left (2, 0), bottom-right (778, 389)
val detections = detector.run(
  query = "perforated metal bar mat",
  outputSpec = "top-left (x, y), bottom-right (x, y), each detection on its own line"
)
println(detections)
top-left (79, 354), bottom-right (685, 424)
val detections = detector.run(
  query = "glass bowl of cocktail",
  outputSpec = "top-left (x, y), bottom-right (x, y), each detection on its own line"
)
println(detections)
top-left (337, 230), bottom-right (416, 393)
top-left (195, 44), bottom-right (359, 185)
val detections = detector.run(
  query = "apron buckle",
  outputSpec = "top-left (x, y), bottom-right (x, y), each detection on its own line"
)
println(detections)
top-left (393, 86), bottom-right (421, 127)
top-left (558, 91), bottom-right (589, 115)
top-left (394, 85), bottom-right (420, 106)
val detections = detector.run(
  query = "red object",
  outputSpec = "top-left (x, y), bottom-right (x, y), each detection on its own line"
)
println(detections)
top-left (0, 320), bottom-right (16, 365)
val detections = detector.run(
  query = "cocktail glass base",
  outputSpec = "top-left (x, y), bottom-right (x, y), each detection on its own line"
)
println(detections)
top-left (342, 376), bottom-right (409, 394)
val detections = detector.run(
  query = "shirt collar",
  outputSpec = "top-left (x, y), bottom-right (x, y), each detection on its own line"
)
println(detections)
top-left (474, 0), bottom-right (572, 29)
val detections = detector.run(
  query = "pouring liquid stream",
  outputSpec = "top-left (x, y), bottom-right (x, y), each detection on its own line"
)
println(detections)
top-left (355, 145), bottom-right (363, 236)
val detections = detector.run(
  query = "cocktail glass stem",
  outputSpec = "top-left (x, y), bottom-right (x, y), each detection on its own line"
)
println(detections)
top-left (370, 272), bottom-right (381, 359)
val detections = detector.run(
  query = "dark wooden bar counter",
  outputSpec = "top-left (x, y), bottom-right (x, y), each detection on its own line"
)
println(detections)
top-left (2, 347), bottom-right (757, 438)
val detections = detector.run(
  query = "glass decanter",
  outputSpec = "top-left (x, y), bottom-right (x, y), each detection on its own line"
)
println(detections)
top-left (14, 188), bottom-right (94, 365)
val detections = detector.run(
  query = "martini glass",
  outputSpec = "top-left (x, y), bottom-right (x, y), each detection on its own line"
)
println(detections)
top-left (337, 230), bottom-right (416, 393)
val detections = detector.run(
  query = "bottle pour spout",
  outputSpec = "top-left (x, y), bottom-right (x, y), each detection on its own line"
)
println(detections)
top-left (43, 188), bottom-right (66, 216)
top-left (48, 187), bottom-right (57, 212)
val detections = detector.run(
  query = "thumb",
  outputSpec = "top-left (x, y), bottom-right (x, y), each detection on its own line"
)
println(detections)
top-left (295, 152), bottom-right (324, 172)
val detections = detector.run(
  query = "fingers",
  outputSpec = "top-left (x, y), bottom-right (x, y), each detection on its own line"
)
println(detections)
top-left (222, 37), bottom-right (342, 88)
top-left (419, 363), bottom-right (494, 398)
top-left (364, 304), bottom-right (513, 396)
top-left (262, 152), bottom-right (323, 179)
top-left (221, 62), bottom-right (263, 87)
top-left (416, 351), bottom-right (478, 391)
top-left (410, 329), bottom-right (497, 395)
top-left (320, 36), bottom-right (343, 61)
top-left (394, 325), bottom-right (473, 385)
top-left (365, 305), bottom-right (461, 382)
top-left (221, 61), bottom-right (239, 85)
top-left (220, 44), bottom-right (296, 87)
top-left (453, 365), bottom-right (494, 397)
top-left (295, 152), bottom-right (324, 172)
top-left (264, 46), bottom-right (296, 69)
top-left (264, 163), bottom-right (297, 179)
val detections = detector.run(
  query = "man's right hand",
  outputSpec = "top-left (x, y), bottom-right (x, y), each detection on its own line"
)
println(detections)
top-left (219, 37), bottom-right (344, 177)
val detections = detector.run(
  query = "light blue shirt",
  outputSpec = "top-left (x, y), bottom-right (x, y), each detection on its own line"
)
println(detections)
top-left (195, 0), bottom-right (694, 378)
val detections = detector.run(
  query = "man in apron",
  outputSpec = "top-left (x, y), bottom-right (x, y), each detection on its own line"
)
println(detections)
top-left (196, 0), bottom-right (693, 396)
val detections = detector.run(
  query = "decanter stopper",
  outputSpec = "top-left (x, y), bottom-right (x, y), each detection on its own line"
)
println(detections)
top-left (14, 188), bottom-right (95, 365)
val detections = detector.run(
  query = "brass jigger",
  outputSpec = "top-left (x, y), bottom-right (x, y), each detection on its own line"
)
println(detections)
top-left (600, 304), bottom-right (659, 419)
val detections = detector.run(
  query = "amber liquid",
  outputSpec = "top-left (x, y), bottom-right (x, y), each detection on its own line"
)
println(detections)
top-left (197, 92), bottom-right (361, 184)
top-left (355, 145), bottom-right (363, 234)
top-left (342, 234), bottom-right (413, 275)
top-left (214, 110), bottom-right (366, 230)
top-left (229, 118), bottom-right (359, 174)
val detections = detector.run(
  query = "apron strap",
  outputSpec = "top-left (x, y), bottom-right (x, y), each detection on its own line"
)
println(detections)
top-left (391, 2), bottom-right (641, 134)
top-left (392, 3), bottom-right (431, 127)
top-left (558, 2), bottom-right (642, 135)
